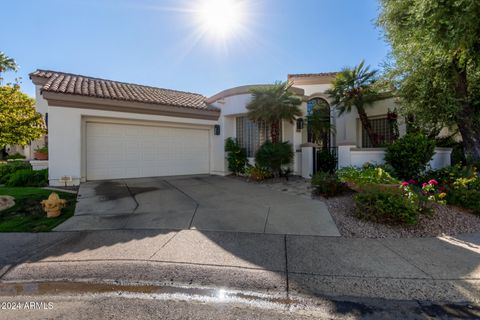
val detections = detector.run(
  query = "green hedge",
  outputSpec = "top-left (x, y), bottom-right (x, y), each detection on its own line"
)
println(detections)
top-left (255, 141), bottom-right (293, 177)
top-left (385, 133), bottom-right (435, 179)
top-left (337, 166), bottom-right (399, 185)
top-left (6, 153), bottom-right (26, 160)
top-left (5, 169), bottom-right (48, 187)
top-left (446, 188), bottom-right (480, 215)
top-left (0, 161), bottom-right (32, 184)
top-left (354, 188), bottom-right (421, 225)
top-left (225, 138), bottom-right (248, 175)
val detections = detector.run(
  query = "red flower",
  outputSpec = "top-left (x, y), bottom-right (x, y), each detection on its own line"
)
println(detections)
top-left (422, 182), bottom-right (428, 187)
top-left (401, 182), bottom-right (409, 187)
top-left (408, 179), bottom-right (416, 184)
top-left (428, 179), bottom-right (438, 185)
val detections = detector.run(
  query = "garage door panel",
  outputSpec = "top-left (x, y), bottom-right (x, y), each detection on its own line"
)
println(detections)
top-left (86, 122), bottom-right (210, 180)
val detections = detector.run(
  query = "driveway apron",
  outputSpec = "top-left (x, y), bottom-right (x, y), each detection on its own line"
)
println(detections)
top-left (55, 175), bottom-right (340, 236)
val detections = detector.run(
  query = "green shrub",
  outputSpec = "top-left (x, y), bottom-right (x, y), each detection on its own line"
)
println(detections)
top-left (446, 188), bottom-right (480, 215)
top-left (468, 177), bottom-right (480, 191)
top-left (419, 163), bottom-right (477, 187)
top-left (400, 180), bottom-right (446, 212)
top-left (354, 189), bottom-right (421, 225)
top-left (385, 133), bottom-right (435, 179)
top-left (35, 146), bottom-right (48, 154)
top-left (245, 165), bottom-right (272, 182)
top-left (6, 153), bottom-right (26, 160)
top-left (311, 172), bottom-right (345, 197)
top-left (225, 138), bottom-right (248, 175)
top-left (0, 161), bottom-right (32, 184)
top-left (417, 164), bottom-right (480, 213)
top-left (5, 169), bottom-right (48, 187)
top-left (337, 166), bottom-right (399, 185)
top-left (255, 141), bottom-right (293, 177)
top-left (316, 149), bottom-right (336, 173)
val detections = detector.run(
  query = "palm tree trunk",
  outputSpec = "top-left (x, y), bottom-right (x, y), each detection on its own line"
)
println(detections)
top-left (357, 104), bottom-right (378, 147)
top-left (270, 121), bottom-right (280, 143)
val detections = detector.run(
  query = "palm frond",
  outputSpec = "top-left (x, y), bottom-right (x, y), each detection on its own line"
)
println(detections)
top-left (247, 81), bottom-right (302, 124)
top-left (0, 52), bottom-right (18, 73)
top-left (326, 60), bottom-right (380, 113)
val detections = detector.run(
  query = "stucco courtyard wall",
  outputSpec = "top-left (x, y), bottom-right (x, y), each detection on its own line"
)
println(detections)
top-left (338, 145), bottom-right (452, 170)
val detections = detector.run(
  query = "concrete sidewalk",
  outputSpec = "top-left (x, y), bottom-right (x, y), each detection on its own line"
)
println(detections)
top-left (0, 230), bottom-right (479, 304)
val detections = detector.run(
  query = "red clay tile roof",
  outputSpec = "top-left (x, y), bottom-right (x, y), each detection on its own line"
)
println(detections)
top-left (30, 70), bottom-right (218, 112)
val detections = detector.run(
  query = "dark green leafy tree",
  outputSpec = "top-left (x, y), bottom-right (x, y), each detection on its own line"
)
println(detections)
top-left (0, 85), bottom-right (45, 148)
top-left (246, 82), bottom-right (302, 143)
top-left (377, 0), bottom-right (480, 163)
top-left (326, 61), bottom-right (382, 147)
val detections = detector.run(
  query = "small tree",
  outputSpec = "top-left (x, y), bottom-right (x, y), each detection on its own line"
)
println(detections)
top-left (326, 61), bottom-right (382, 147)
top-left (246, 82), bottom-right (302, 143)
top-left (0, 85), bottom-right (45, 148)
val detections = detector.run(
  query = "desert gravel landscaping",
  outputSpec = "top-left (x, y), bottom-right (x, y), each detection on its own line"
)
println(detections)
top-left (324, 192), bottom-right (480, 238)
top-left (244, 176), bottom-right (480, 238)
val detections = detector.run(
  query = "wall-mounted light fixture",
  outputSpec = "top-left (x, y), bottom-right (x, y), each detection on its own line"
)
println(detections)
top-left (296, 118), bottom-right (304, 131)
top-left (214, 124), bottom-right (221, 135)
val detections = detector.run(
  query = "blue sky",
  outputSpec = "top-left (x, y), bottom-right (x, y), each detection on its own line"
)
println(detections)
top-left (2, 0), bottom-right (389, 98)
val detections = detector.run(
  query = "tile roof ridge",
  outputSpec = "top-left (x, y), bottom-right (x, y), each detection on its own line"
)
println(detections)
top-left (31, 69), bottom-right (206, 98)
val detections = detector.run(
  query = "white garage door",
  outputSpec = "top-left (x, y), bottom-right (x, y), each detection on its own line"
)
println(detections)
top-left (86, 122), bottom-right (210, 180)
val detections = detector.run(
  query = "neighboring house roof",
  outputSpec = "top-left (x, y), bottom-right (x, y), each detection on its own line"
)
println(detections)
top-left (288, 72), bottom-right (337, 86)
top-left (29, 70), bottom-right (218, 113)
top-left (207, 84), bottom-right (305, 104)
top-left (287, 72), bottom-right (338, 78)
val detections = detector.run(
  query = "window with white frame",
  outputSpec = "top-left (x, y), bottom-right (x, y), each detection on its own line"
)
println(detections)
top-left (236, 116), bottom-right (280, 157)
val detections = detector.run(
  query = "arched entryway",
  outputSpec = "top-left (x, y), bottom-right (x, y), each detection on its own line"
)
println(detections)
top-left (306, 97), bottom-right (332, 150)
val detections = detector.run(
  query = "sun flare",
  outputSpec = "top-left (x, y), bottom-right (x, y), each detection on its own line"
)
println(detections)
top-left (194, 0), bottom-right (246, 39)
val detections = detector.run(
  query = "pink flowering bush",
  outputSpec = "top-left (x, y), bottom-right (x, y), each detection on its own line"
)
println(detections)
top-left (399, 179), bottom-right (446, 213)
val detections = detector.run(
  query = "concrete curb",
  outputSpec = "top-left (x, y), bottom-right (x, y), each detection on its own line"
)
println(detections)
top-left (1, 260), bottom-right (479, 304)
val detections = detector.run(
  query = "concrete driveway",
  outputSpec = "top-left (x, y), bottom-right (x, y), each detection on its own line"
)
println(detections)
top-left (55, 175), bottom-right (339, 236)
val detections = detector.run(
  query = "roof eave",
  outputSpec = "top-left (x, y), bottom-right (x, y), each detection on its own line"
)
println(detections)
top-left (30, 74), bottom-right (50, 86)
top-left (41, 91), bottom-right (220, 121)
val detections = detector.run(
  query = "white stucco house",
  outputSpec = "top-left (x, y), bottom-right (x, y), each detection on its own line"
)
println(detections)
top-left (29, 70), bottom-right (451, 186)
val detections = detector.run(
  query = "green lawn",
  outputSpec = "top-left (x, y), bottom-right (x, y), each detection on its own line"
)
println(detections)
top-left (0, 187), bottom-right (77, 232)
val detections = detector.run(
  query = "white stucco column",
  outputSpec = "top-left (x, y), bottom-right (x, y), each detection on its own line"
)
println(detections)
top-left (430, 147), bottom-right (453, 169)
top-left (337, 145), bottom-right (355, 168)
top-left (301, 143), bottom-right (315, 178)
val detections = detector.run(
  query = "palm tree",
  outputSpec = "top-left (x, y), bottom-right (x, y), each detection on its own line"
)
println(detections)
top-left (0, 52), bottom-right (18, 85)
top-left (0, 52), bottom-right (18, 75)
top-left (326, 61), bottom-right (381, 147)
top-left (246, 82), bottom-right (302, 143)
top-left (307, 101), bottom-right (336, 149)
